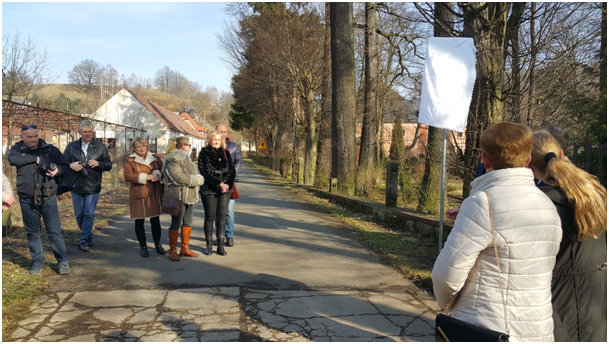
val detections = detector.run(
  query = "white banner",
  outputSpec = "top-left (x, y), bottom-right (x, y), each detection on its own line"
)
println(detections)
top-left (418, 37), bottom-right (477, 132)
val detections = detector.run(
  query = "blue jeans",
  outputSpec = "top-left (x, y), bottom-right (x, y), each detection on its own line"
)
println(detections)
top-left (216, 199), bottom-right (235, 239)
top-left (19, 195), bottom-right (68, 265)
top-left (71, 192), bottom-right (100, 244)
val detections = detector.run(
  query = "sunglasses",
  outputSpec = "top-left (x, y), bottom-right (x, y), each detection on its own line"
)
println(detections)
top-left (21, 124), bottom-right (38, 131)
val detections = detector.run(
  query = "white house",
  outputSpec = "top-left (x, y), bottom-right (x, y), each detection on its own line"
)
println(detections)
top-left (92, 88), bottom-right (207, 154)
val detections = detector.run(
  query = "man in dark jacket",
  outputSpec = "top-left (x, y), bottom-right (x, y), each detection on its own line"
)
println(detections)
top-left (8, 124), bottom-right (70, 275)
top-left (63, 120), bottom-right (112, 251)
top-left (216, 124), bottom-right (242, 247)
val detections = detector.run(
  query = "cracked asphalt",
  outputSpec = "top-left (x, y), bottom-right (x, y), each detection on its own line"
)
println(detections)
top-left (7, 163), bottom-right (439, 342)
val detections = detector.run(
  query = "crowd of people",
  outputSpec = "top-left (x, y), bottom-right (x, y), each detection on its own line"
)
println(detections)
top-left (4, 120), bottom-right (242, 274)
top-left (3, 120), bottom-right (606, 341)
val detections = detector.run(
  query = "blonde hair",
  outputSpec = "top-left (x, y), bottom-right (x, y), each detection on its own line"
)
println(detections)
top-left (480, 122), bottom-right (533, 169)
top-left (207, 131), bottom-right (226, 149)
top-left (130, 138), bottom-right (149, 154)
top-left (165, 137), bottom-right (178, 154)
top-left (531, 131), bottom-right (607, 240)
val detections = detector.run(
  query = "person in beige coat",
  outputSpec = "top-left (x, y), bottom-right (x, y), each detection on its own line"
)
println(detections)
top-left (124, 138), bottom-right (165, 257)
top-left (162, 137), bottom-right (204, 261)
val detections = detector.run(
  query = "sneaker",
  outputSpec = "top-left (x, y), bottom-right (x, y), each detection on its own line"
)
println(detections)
top-left (78, 242), bottom-right (90, 252)
top-left (58, 262), bottom-right (70, 275)
top-left (30, 263), bottom-right (43, 275)
top-left (225, 237), bottom-right (235, 247)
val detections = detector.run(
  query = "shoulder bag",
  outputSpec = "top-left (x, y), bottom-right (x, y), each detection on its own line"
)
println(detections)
top-left (435, 192), bottom-right (510, 342)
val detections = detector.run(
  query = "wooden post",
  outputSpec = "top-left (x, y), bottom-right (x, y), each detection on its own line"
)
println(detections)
top-left (386, 160), bottom-right (399, 207)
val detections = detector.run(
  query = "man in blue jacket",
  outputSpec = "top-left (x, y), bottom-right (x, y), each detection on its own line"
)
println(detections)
top-left (216, 124), bottom-right (242, 247)
top-left (63, 120), bottom-right (112, 252)
top-left (8, 124), bottom-right (70, 275)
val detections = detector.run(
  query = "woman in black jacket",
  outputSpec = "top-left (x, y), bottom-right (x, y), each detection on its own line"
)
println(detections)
top-left (530, 131), bottom-right (607, 342)
top-left (198, 131), bottom-right (235, 256)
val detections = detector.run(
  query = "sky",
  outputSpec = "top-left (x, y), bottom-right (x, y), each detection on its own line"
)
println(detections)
top-left (2, 2), bottom-right (236, 94)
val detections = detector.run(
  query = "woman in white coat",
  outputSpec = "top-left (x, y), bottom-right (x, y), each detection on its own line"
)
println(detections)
top-left (432, 123), bottom-right (562, 342)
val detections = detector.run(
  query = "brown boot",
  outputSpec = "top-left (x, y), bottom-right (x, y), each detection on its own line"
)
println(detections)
top-left (168, 229), bottom-right (180, 261)
top-left (179, 226), bottom-right (199, 257)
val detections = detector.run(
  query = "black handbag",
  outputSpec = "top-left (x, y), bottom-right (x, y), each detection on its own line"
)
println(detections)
top-left (435, 192), bottom-right (510, 342)
top-left (435, 314), bottom-right (509, 342)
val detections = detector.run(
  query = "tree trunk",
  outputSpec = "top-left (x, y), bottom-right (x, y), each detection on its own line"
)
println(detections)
top-left (303, 85), bottom-right (318, 185)
top-left (315, 3), bottom-right (333, 188)
top-left (600, 3), bottom-right (606, 95)
top-left (527, 2), bottom-right (537, 126)
top-left (418, 2), bottom-right (453, 215)
top-left (506, 3), bottom-right (525, 122)
top-left (461, 2), bottom-right (510, 198)
top-left (357, 2), bottom-right (379, 196)
top-left (331, 2), bottom-right (357, 195)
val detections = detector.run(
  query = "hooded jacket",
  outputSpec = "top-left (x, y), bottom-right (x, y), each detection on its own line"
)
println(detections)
top-left (432, 168), bottom-right (562, 342)
top-left (8, 139), bottom-right (69, 198)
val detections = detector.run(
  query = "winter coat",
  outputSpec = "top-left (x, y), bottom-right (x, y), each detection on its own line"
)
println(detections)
top-left (540, 185), bottom-right (607, 342)
top-left (432, 168), bottom-right (562, 342)
top-left (197, 145), bottom-right (235, 196)
top-left (8, 139), bottom-right (70, 198)
top-left (162, 149), bottom-right (203, 205)
top-left (225, 138), bottom-right (242, 181)
top-left (123, 152), bottom-right (163, 219)
top-left (63, 138), bottom-right (112, 194)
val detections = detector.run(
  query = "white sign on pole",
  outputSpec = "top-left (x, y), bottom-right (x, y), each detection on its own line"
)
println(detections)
top-left (418, 37), bottom-right (477, 132)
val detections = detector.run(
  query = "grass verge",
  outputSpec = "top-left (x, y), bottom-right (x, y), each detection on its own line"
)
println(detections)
top-left (245, 158), bottom-right (436, 291)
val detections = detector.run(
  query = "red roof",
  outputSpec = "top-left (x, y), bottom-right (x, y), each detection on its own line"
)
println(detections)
top-left (180, 113), bottom-right (207, 133)
top-left (127, 90), bottom-right (206, 140)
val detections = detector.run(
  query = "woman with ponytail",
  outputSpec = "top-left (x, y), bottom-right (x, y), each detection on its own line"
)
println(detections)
top-left (530, 130), bottom-right (607, 342)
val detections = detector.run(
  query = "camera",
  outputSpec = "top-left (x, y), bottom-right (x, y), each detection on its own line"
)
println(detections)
top-left (40, 162), bottom-right (57, 173)
top-left (79, 161), bottom-right (89, 176)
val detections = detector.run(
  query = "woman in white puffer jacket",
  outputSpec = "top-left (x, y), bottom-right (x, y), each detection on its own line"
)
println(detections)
top-left (432, 123), bottom-right (562, 342)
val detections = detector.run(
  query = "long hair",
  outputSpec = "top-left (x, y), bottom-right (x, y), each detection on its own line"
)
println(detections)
top-left (531, 131), bottom-right (607, 240)
top-left (165, 137), bottom-right (178, 154)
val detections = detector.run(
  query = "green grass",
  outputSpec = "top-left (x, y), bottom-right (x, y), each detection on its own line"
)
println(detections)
top-left (246, 158), bottom-right (436, 289)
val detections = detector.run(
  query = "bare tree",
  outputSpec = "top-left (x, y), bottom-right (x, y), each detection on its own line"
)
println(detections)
top-left (68, 59), bottom-right (100, 91)
top-left (2, 31), bottom-right (50, 155)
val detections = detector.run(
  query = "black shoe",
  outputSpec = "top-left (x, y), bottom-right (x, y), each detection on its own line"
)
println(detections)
top-left (140, 246), bottom-right (150, 257)
top-left (78, 242), bottom-right (90, 252)
top-left (225, 237), bottom-right (234, 247)
top-left (217, 240), bottom-right (227, 256)
top-left (154, 243), bottom-right (166, 255)
top-left (203, 243), bottom-right (213, 256)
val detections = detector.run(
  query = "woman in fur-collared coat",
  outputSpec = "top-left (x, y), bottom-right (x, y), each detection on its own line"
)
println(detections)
top-left (123, 138), bottom-right (165, 258)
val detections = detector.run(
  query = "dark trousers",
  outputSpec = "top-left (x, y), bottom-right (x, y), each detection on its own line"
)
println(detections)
top-left (169, 203), bottom-right (195, 231)
top-left (134, 216), bottom-right (161, 247)
top-left (19, 195), bottom-right (68, 265)
top-left (202, 192), bottom-right (231, 238)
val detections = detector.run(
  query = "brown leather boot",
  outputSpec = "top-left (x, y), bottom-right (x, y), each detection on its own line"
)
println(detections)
top-left (179, 226), bottom-right (199, 257)
top-left (168, 229), bottom-right (180, 261)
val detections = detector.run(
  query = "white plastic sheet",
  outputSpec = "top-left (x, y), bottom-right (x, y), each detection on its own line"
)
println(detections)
top-left (418, 37), bottom-right (477, 132)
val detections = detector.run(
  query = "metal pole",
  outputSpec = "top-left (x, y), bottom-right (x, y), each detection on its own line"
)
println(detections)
top-left (439, 129), bottom-right (447, 253)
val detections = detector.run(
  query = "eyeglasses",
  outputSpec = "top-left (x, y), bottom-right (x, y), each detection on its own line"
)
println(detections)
top-left (21, 124), bottom-right (38, 131)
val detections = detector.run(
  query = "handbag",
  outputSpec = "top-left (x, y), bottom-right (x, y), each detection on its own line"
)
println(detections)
top-left (231, 183), bottom-right (239, 200)
top-left (435, 192), bottom-right (510, 342)
top-left (161, 197), bottom-right (182, 216)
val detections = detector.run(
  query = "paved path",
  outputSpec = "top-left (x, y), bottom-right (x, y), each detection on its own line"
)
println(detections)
top-left (8, 163), bottom-right (439, 342)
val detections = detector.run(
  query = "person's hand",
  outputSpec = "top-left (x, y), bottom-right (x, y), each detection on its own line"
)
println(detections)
top-left (2, 193), bottom-right (15, 210)
top-left (45, 167), bottom-right (58, 178)
top-left (88, 159), bottom-right (99, 168)
top-left (146, 174), bottom-right (156, 182)
top-left (446, 208), bottom-right (459, 220)
top-left (70, 161), bottom-right (83, 172)
top-left (219, 182), bottom-right (229, 193)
